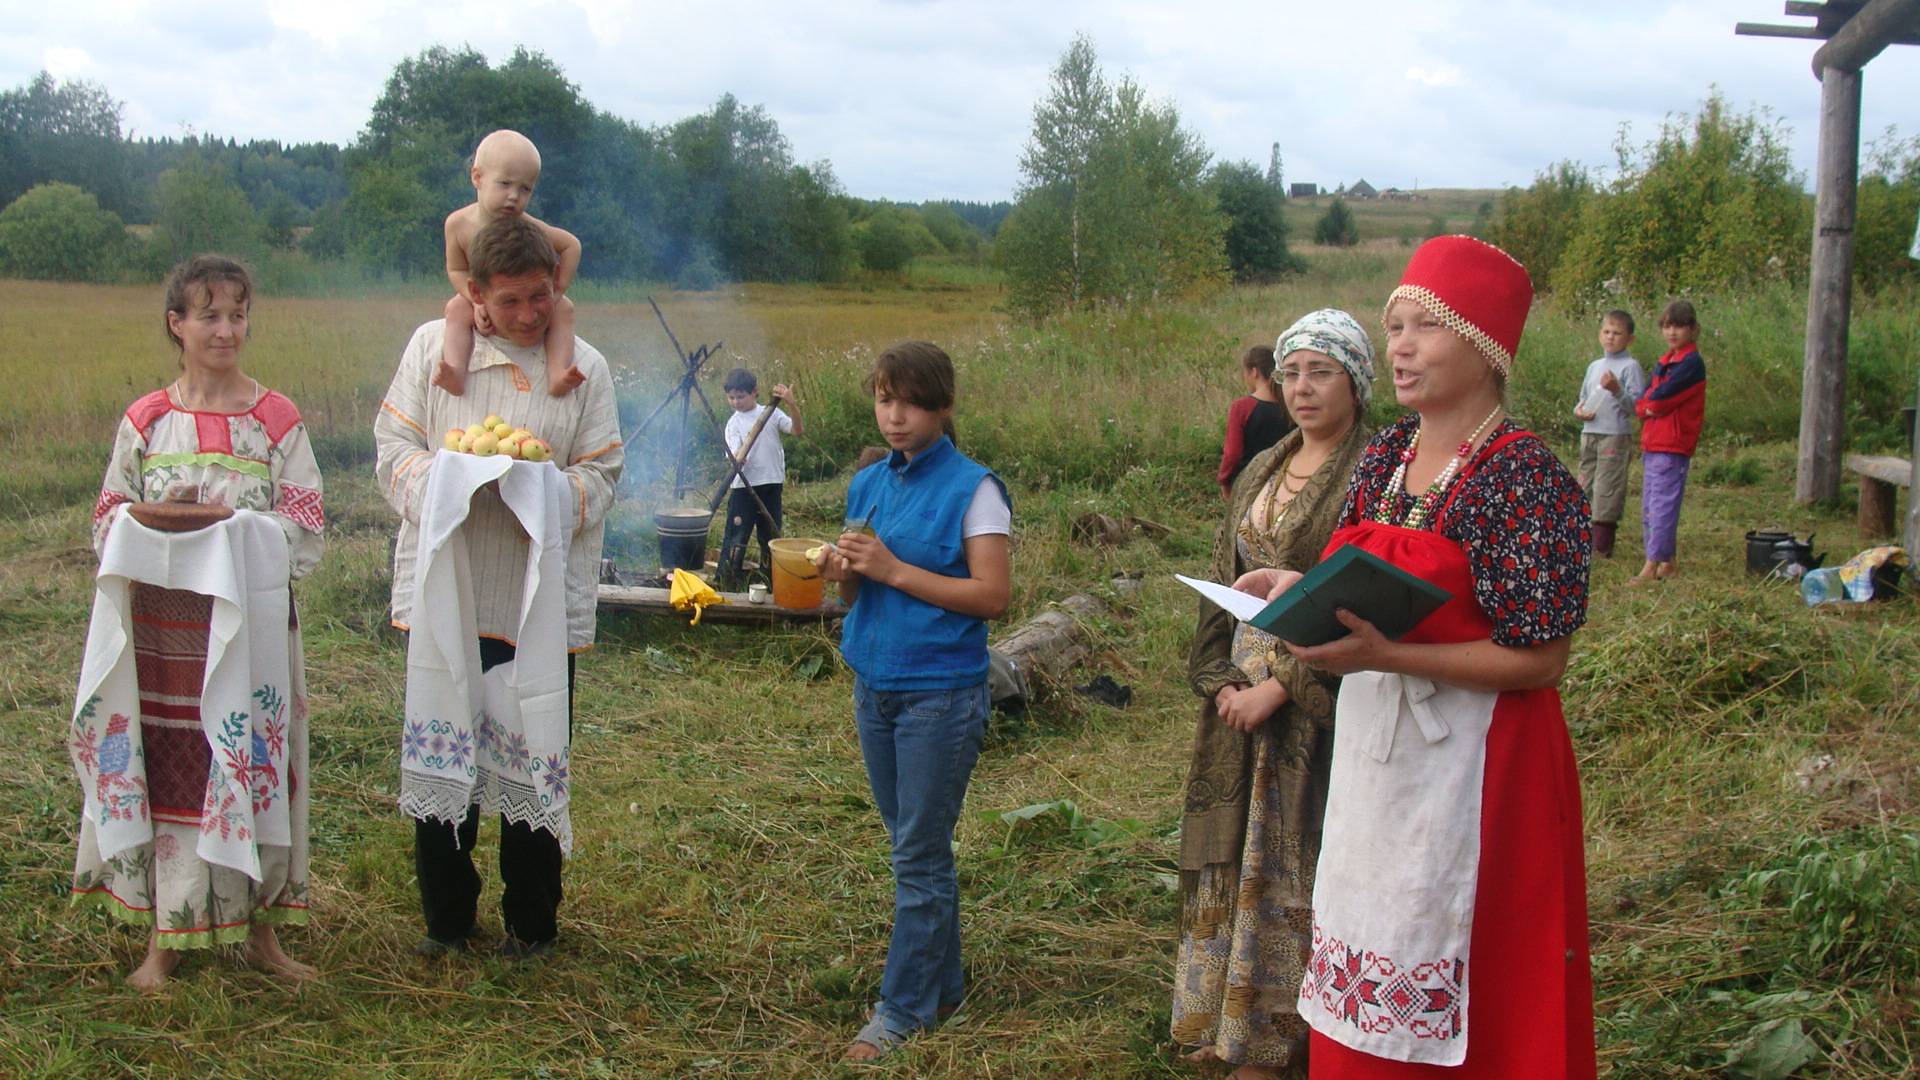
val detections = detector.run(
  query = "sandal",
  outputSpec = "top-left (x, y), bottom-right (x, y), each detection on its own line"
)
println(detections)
top-left (844, 1013), bottom-right (911, 1063)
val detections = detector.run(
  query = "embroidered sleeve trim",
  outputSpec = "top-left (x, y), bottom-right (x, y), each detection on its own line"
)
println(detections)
top-left (276, 482), bottom-right (325, 534)
top-left (387, 450), bottom-right (429, 497)
top-left (380, 400), bottom-right (428, 438)
top-left (571, 439), bottom-right (621, 464)
top-left (93, 489), bottom-right (131, 524)
top-left (1300, 925), bottom-right (1465, 1043)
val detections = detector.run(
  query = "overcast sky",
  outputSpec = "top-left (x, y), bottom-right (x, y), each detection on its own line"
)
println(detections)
top-left (7, 1), bottom-right (1918, 202)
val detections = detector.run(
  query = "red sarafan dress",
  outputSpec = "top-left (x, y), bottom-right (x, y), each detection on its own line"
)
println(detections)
top-left (1298, 418), bottom-right (1596, 1079)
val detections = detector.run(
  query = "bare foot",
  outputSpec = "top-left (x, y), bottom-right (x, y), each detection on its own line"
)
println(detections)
top-left (242, 924), bottom-right (317, 984)
top-left (546, 364), bottom-right (585, 397)
top-left (1655, 561), bottom-right (1678, 580)
top-left (431, 356), bottom-right (468, 396)
top-left (1181, 1046), bottom-right (1222, 1064)
top-left (1228, 1067), bottom-right (1285, 1080)
top-left (843, 1040), bottom-right (883, 1063)
top-left (1626, 560), bottom-right (1662, 587)
top-left (126, 936), bottom-right (181, 993)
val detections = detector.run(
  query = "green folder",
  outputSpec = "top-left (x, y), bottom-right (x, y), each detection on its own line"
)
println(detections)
top-left (1250, 544), bottom-right (1452, 646)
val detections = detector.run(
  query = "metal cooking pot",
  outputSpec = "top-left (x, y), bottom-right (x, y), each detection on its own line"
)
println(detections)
top-left (654, 508), bottom-right (715, 572)
top-left (1744, 530), bottom-right (1791, 574)
top-left (1768, 533), bottom-right (1825, 578)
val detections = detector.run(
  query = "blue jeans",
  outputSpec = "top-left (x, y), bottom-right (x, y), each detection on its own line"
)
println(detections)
top-left (853, 677), bottom-right (989, 1036)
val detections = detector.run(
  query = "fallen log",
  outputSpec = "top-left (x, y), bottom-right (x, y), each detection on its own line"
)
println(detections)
top-left (992, 592), bottom-right (1107, 697)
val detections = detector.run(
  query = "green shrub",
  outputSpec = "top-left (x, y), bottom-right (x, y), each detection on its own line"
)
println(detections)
top-left (1489, 161), bottom-right (1594, 293)
top-left (1728, 830), bottom-right (1920, 979)
top-left (1855, 132), bottom-right (1920, 294)
top-left (0, 181), bottom-right (126, 281)
top-left (1555, 92), bottom-right (1808, 300)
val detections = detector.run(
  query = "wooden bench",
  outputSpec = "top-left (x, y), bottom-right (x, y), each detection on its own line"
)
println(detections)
top-left (596, 583), bottom-right (846, 624)
top-left (1844, 454), bottom-right (1912, 537)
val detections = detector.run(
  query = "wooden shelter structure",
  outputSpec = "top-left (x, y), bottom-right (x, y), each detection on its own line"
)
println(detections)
top-left (1736, 0), bottom-right (1920, 548)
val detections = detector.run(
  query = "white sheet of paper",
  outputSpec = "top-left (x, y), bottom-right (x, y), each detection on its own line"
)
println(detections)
top-left (1174, 574), bottom-right (1269, 624)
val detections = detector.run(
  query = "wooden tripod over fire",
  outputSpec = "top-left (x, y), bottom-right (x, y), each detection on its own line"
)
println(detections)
top-left (626, 297), bottom-right (780, 526)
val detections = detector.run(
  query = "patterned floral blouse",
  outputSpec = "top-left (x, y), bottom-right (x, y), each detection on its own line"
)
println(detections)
top-left (1341, 415), bottom-right (1590, 646)
top-left (91, 386), bottom-right (326, 579)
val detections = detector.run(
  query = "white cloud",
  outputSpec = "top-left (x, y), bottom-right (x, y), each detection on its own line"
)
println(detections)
top-left (1405, 65), bottom-right (1465, 89)
top-left (40, 46), bottom-right (93, 79)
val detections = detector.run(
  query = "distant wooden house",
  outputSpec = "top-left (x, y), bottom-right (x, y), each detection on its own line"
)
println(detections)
top-left (1289, 182), bottom-right (1319, 198)
top-left (1379, 187), bottom-right (1420, 201)
top-left (1348, 179), bottom-right (1379, 199)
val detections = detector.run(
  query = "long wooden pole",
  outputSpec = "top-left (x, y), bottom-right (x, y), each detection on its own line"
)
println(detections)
top-left (1907, 379), bottom-right (1920, 554)
top-left (1796, 64), bottom-right (1861, 504)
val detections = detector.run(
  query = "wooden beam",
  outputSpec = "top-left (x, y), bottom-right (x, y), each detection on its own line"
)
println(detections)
top-left (1736, 21), bottom-right (1836, 38)
top-left (1796, 65), bottom-right (1862, 504)
top-left (1785, 0), bottom-right (1865, 15)
top-left (1811, 0), bottom-right (1920, 74)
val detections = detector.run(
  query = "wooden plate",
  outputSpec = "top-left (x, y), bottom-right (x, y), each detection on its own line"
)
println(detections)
top-left (127, 502), bottom-right (234, 533)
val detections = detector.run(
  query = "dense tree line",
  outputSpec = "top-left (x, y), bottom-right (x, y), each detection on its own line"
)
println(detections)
top-left (0, 54), bottom-right (1008, 285)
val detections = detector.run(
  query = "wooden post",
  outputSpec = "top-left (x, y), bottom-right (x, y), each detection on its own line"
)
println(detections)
top-left (1796, 64), bottom-right (1862, 504)
top-left (1907, 379), bottom-right (1920, 553)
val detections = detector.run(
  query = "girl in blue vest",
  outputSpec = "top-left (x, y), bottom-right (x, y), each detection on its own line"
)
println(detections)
top-left (817, 340), bottom-right (1012, 1061)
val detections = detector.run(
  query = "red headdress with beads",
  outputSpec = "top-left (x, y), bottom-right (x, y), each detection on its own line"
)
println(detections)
top-left (1384, 235), bottom-right (1533, 378)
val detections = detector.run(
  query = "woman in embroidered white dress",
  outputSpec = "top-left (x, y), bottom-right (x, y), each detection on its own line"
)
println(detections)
top-left (72, 255), bottom-right (324, 991)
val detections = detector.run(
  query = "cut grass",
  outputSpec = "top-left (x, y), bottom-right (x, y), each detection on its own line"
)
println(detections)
top-left (0, 273), bottom-right (1914, 1077)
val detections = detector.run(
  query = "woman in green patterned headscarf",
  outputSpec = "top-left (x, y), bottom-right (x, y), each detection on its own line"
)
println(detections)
top-left (1172, 308), bottom-right (1375, 1079)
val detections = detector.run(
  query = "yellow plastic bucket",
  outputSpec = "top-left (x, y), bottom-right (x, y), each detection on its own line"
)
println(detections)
top-left (768, 538), bottom-right (827, 609)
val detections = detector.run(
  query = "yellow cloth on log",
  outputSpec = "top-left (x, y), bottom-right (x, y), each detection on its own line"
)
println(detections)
top-left (669, 568), bottom-right (725, 625)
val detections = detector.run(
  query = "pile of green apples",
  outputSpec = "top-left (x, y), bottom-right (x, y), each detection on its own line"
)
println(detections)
top-left (443, 414), bottom-right (555, 462)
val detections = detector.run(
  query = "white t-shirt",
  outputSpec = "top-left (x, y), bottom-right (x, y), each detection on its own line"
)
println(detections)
top-left (725, 404), bottom-right (795, 488)
top-left (961, 477), bottom-right (1011, 538)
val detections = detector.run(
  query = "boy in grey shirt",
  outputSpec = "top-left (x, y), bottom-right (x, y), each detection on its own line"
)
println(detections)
top-left (1572, 309), bottom-right (1646, 557)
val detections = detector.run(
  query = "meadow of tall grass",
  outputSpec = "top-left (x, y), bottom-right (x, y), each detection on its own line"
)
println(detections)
top-left (0, 257), bottom-right (1913, 1077)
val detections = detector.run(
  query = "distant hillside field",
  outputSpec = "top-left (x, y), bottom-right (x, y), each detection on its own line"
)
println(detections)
top-left (1283, 187), bottom-right (1501, 244)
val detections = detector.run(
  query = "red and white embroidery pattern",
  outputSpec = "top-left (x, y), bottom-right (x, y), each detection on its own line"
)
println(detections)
top-left (93, 489), bottom-right (131, 525)
top-left (276, 482), bottom-right (325, 533)
top-left (1300, 924), bottom-right (1464, 1042)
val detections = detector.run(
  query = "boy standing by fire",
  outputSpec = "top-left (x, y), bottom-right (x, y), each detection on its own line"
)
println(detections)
top-left (718, 367), bottom-right (802, 587)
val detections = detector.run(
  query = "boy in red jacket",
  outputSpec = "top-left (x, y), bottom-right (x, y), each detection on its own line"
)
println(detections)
top-left (1630, 299), bottom-right (1707, 584)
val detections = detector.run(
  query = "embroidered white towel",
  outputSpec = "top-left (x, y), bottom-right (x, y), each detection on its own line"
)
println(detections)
top-left (72, 511), bottom-right (293, 881)
top-left (398, 451), bottom-right (573, 850)
top-left (1298, 670), bottom-right (1498, 1066)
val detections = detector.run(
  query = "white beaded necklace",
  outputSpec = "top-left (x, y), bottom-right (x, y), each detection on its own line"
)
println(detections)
top-left (1374, 405), bottom-right (1504, 530)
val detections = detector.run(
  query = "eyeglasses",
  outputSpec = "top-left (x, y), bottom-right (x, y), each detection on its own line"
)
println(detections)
top-left (1278, 366), bottom-right (1346, 387)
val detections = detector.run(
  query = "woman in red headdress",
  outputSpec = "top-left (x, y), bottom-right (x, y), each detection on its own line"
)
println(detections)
top-left (1238, 236), bottom-right (1596, 1078)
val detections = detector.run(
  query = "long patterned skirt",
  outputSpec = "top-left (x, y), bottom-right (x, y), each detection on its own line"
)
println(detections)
top-left (1172, 728), bottom-right (1322, 1074)
top-left (71, 584), bottom-right (309, 949)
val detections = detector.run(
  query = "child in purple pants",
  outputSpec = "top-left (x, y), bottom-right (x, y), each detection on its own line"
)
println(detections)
top-left (1631, 300), bottom-right (1707, 584)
